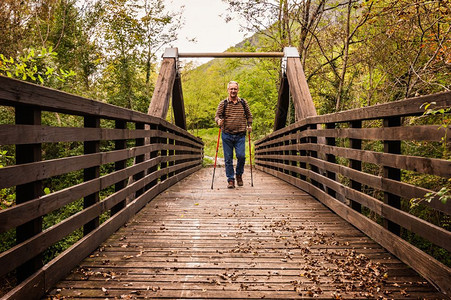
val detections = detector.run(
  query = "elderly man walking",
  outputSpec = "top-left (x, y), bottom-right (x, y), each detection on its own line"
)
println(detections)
top-left (215, 81), bottom-right (253, 188)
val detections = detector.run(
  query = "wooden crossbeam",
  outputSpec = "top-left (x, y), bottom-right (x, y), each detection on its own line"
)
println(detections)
top-left (178, 52), bottom-right (284, 58)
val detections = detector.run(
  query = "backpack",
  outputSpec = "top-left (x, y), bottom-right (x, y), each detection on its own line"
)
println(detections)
top-left (222, 98), bottom-right (249, 119)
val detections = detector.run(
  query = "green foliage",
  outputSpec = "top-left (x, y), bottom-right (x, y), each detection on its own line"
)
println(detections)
top-left (406, 101), bottom-right (450, 208)
top-left (0, 150), bottom-right (15, 210)
top-left (234, 58), bottom-right (279, 139)
top-left (0, 149), bottom-right (13, 169)
top-left (0, 47), bottom-right (75, 86)
top-left (190, 127), bottom-right (224, 159)
top-left (42, 199), bottom-right (83, 263)
top-left (419, 102), bottom-right (451, 157)
top-left (419, 187), bottom-right (450, 205)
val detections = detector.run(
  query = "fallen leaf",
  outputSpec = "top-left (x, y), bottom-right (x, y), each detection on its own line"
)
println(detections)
top-left (101, 287), bottom-right (108, 295)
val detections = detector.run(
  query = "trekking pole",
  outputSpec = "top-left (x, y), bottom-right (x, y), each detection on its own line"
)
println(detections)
top-left (248, 130), bottom-right (254, 187)
top-left (211, 128), bottom-right (221, 189)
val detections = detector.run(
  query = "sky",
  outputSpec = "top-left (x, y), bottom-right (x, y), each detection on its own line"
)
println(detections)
top-left (163, 0), bottom-right (248, 64)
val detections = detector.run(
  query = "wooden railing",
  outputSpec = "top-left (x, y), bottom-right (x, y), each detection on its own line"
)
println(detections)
top-left (0, 76), bottom-right (203, 299)
top-left (255, 92), bottom-right (451, 294)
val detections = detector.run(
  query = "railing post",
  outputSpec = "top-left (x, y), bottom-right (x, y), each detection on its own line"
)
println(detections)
top-left (284, 132), bottom-right (290, 175)
top-left (160, 127), bottom-right (168, 181)
top-left (308, 124), bottom-right (320, 188)
top-left (134, 122), bottom-right (145, 198)
top-left (349, 120), bottom-right (362, 211)
top-left (174, 131), bottom-right (182, 174)
top-left (83, 116), bottom-right (100, 235)
top-left (290, 130), bottom-right (298, 178)
top-left (299, 127), bottom-right (307, 181)
top-left (383, 117), bottom-right (401, 235)
top-left (111, 120), bottom-right (127, 215)
top-left (325, 122), bottom-right (336, 198)
top-left (168, 132), bottom-right (175, 178)
top-left (268, 139), bottom-right (274, 171)
top-left (146, 124), bottom-right (159, 189)
top-left (178, 135), bottom-right (189, 173)
top-left (15, 106), bottom-right (43, 282)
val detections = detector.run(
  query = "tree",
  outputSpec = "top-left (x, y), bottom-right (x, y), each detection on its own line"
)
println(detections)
top-left (0, 0), bottom-right (34, 58)
top-left (141, 0), bottom-right (182, 96)
top-left (98, 0), bottom-right (182, 111)
top-left (223, 0), bottom-right (449, 113)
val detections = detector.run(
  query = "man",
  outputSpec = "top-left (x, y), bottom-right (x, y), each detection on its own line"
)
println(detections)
top-left (215, 81), bottom-right (253, 188)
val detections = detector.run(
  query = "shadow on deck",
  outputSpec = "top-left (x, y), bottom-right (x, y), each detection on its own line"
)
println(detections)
top-left (45, 167), bottom-right (443, 299)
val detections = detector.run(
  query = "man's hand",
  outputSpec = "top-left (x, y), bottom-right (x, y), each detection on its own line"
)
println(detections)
top-left (217, 119), bottom-right (223, 126)
top-left (247, 126), bottom-right (252, 133)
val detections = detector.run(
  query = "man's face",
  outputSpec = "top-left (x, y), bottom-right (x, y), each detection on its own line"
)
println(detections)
top-left (228, 83), bottom-right (238, 98)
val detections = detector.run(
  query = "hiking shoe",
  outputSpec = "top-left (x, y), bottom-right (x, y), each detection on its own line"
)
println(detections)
top-left (236, 175), bottom-right (243, 186)
top-left (227, 180), bottom-right (235, 189)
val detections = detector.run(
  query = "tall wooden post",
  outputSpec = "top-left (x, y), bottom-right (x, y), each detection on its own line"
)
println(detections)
top-left (83, 116), bottom-right (100, 235)
top-left (134, 122), bottom-right (145, 198)
top-left (349, 120), bottom-right (362, 211)
top-left (172, 73), bottom-right (187, 130)
top-left (275, 48), bottom-right (320, 183)
top-left (15, 106), bottom-right (43, 282)
top-left (160, 127), bottom-right (168, 181)
top-left (383, 117), bottom-right (401, 235)
top-left (111, 120), bottom-right (127, 215)
top-left (274, 74), bottom-right (290, 131)
top-left (284, 47), bottom-right (317, 122)
top-left (326, 122), bottom-right (336, 198)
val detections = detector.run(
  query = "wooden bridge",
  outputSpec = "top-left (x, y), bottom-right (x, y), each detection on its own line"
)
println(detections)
top-left (0, 47), bottom-right (450, 299)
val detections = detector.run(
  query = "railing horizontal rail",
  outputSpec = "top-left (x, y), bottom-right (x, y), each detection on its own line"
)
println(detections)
top-left (0, 75), bottom-right (204, 299)
top-left (255, 91), bottom-right (451, 294)
top-left (259, 165), bottom-right (451, 294)
top-left (0, 77), bottom-right (155, 122)
top-left (0, 143), bottom-right (200, 190)
top-left (0, 125), bottom-right (154, 144)
top-left (258, 91), bottom-right (451, 141)
top-left (257, 143), bottom-right (450, 178)
top-left (0, 159), bottom-right (200, 277)
top-left (304, 126), bottom-right (449, 142)
top-left (255, 126), bottom-right (450, 148)
top-left (3, 164), bottom-right (202, 300)
top-left (257, 159), bottom-right (450, 251)
top-left (0, 125), bottom-right (205, 146)
top-left (0, 153), bottom-right (200, 232)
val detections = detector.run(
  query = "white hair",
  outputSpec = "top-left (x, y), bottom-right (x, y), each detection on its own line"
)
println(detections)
top-left (227, 81), bottom-right (239, 89)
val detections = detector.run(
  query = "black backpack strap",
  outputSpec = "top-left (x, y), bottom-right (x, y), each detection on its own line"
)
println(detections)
top-left (240, 99), bottom-right (248, 119)
top-left (221, 99), bottom-right (228, 119)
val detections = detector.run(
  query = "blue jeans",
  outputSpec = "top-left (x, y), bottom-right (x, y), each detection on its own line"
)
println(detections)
top-left (222, 131), bottom-right (246, 182)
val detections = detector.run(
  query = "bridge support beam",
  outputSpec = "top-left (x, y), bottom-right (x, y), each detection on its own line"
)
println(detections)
top-left (273, 73), bottom-right (290, 131)
top-left (147, 48), bottom-right (186, 130)
top-left (284, 47), bottom-right (317, 122)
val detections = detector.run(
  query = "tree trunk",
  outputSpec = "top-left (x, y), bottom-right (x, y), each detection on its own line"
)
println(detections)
top-left (335, 0), bottom-right (352, 111)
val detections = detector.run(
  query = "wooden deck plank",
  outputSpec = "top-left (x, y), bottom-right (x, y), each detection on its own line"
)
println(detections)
top-left (44, 167), bottom-right (444, 299)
